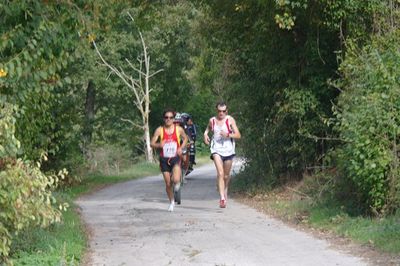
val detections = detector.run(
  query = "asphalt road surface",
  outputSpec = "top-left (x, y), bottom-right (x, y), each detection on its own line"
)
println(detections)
top-left (76, 161), bottom-right (367, 266)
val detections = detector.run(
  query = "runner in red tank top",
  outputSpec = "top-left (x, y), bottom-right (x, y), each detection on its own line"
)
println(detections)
top-left (150, 108), bottom-right (188, 212)
top-left (159, 125), bottom-right (180, 157)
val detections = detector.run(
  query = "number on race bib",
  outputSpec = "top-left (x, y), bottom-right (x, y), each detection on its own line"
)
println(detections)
top-left (163, 141), bottom-right (178, 157)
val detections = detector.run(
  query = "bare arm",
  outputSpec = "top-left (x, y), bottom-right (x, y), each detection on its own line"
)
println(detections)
top-left (179, 126), bottom-right (189, 148)
top-left (178, 126), bottom-right (188, 155)
top-left (150, 127), bottom-right (163, 149)
top-left (203, 119), bottom-right (212, 145)
top-left (229, 117), bottom-right (241, 139)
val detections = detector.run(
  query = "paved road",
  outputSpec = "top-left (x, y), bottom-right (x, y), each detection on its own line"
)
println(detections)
top-left (76, 161), bottom-right (367, 266)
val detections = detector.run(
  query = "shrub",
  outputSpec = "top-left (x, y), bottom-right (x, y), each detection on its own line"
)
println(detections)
top-left (335, 33), bottom-right (400, 214)
top-left (0, 103), bottom-right (66, 264)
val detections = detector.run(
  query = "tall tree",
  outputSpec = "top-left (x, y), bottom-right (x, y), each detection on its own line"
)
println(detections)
top-left (82, 80), bottom-right (96, 158)
top-left (93, 26), bottom-right (162, 162)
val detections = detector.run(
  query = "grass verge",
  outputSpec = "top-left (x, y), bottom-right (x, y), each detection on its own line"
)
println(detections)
top-left (232, 173), bottom-right (400, 257)
top-left (267, 194), bottom-right (400, 254)
top-left (10, 161), bottom-right (159, 265)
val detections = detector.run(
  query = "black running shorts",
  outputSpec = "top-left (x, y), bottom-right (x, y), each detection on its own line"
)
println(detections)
top-left (210, 153), bottom-right (235, 162)
top-left (159, 156), bottom-right (180, 172)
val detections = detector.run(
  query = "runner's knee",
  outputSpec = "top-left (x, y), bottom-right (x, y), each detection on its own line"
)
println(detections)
top-left (172, 175), bottom-right (180, 184)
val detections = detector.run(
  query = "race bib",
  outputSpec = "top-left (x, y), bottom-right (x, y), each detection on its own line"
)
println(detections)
top-left (163, 141), bottom-right (177, 158)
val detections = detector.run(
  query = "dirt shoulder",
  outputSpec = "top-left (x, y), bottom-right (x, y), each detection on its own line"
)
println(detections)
top-left (233, 187), bottom-right (400, 266)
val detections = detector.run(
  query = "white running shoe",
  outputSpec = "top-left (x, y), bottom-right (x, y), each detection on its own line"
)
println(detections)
top-left (168, 202), bottom-right (174, 212)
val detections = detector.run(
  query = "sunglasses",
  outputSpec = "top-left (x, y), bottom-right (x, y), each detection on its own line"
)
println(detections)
top-left (164, 116), bottom-right (174, 120)
top-left (217, 109), bottom-right (227, 113)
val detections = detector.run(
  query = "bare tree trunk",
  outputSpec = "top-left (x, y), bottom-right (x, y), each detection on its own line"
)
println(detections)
top-left (142, 32), bottom-right (154, 162)
top-left (92, 17), bottom-right (162, 163)
top-left (82, 80), bottom-right (95, 159)
top-left (143, 121), bottom-right (153, 162)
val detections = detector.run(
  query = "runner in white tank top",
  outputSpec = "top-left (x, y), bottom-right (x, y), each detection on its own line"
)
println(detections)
top-left (204, 101), bottom-right (241, 208)
top-left (210, 116), bottom-right (235, 157)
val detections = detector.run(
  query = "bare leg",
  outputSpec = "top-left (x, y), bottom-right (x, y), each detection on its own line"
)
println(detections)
top-left (182, 153), bottom-right (189, 180)
top-left (223, 159), bottom-right (233, 200)
top-left (212, 154), bottom-right (225, 200)
top-left (162, 171), bottom-right (173, 202)
top-left (171, 163), bottom-right (181, 190)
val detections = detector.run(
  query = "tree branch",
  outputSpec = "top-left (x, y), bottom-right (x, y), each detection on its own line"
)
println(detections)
top-left (93, 41), bottom-right (133, 90)
top-left (127, 11), bottom-right (135, 22)
top-left (149, 69), bottom-right (164, 78)
top-left (125, 58), bottom-right (146, 76)
top-left (120, 118), bottom-right (143, 129)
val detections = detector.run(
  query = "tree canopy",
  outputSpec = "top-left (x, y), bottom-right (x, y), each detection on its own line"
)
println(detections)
top-left (1, 0), bottom-right (400, 262)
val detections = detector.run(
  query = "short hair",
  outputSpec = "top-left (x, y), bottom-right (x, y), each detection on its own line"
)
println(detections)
top-left (215, 101), bottom-right (227, 109)
top-left (162, 108), bottom-right (175, 117)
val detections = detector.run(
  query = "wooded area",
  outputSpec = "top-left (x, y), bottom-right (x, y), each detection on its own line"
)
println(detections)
top-left (1, 0), bottom-right (400, 263)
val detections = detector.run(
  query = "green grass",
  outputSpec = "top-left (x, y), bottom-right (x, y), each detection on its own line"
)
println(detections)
top-left (10, 161), bottom-right (159, 265)
top-left (306, 203), bottom-right (400, 253)
top-left (64, 161), bottom-right (160, 198)
top-left (264, 192), bottom-right (400, 254)
top-left (10, 205), bottom-right (85, 265)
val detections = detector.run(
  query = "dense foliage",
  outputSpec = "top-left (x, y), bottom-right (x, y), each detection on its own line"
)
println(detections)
top-left (1, 0), bottom-right (400, 261)
top-left (198, 0), bottom-right (341, 184)
top-left (197, 0), bottom-right (400, 214)
top-left (335, 32), bottom-right (400, 214)
top-left (0, 2), bottom-right (80, 262)
top-left (0, 1), bottom-right (206, 262)
top-left (0, 103), bottom-right (67, 263)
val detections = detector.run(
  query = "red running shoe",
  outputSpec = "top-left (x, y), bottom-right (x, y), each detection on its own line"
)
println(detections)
top-left (219, 199), bottom-right (226, 208)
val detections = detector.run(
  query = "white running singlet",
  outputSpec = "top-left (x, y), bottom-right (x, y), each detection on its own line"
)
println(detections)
top-left (210, 116), bottom-right (235, 157)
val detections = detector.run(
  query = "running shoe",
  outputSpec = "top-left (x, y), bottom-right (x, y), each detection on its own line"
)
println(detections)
top-left (219, 199), bottom-right (226, 208)
top-left (168, 202), bottom-right (174, 212)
